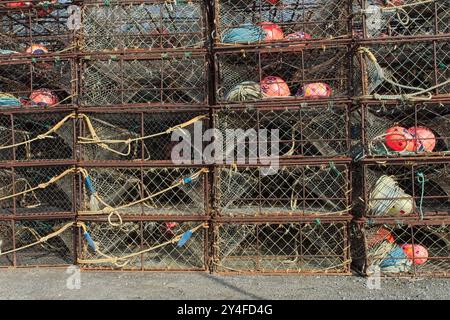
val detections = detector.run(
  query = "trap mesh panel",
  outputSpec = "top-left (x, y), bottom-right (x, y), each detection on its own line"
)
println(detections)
top-left (217, 164), bottom-right (349, 216)
top-left (354, 0), bottom-right (448, 38)
top-left (213, 221), bottom-right (349, 273)
top-left (80, 55), bottom-right (207, 106)
top-left (0, 5), bottom-right (73, 53)
top-left (365, 223), bottom-right (450, 276)
top-left (0, 169), bottom-right (41, 215)
top-left (77, 114), bottom-right (142, 161)
top-left (0, 113), bottom-right (74, 162)
top-left (76, 111), bottom-right (207, 161)
top-left (81, 1), bottom-right (206, 51)
top-left (80, 167), bottom-right (206, 216)
top-left (0, 59), bottom-right (74, 104)
top-left (0, 220), bottom-right (13, 266)
top-left (216, 47), bottom-right (350, 102)
top-left (215, 0), bottom-right (350, 43)
top-left (0, 166), bottom-right (73, 216)
top-left (216, 105), bottom-right (349, 158)
top-left (79, 221), bottom-right (206, 270)
top-left (13, 219), bottom-right (73, 267)
top-left (365, 162), bottom-right (450, 218)
top-left (364, 103), bottom-right (450, 156)
top-left (355, 41), bottom-right (449, 96)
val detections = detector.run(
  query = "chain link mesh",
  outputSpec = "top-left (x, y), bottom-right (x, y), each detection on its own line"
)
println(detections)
top-left (353, 0), bottom-right (449, 39)
top-left (217, 164), bottom-right (350, 217)
top-left (364, 162), bottom-right (449, 218)
top-left (216, 47), bottom-right (350, 102)
top-left (79, 220), bottom-right (206, 270)
top-left (80, 55), bottom-right (207, 106)
top-left (364, 222), bottom-right (450, 276)
top-left (81, 1), bottom-right (206, 51)
top-left (213, 221), bottom-right (349, 273)
top-left (215, 0), bottom-right (350, 44)
top-left (216, 106), bottom-right (349, 158)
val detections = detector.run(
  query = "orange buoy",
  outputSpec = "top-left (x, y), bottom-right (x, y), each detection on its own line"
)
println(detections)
top-left (260, 76), bottom-right (291, 97)
top-left (25, 44), bottom-right (49, 55)
top-left (260, 22), bottom-right (284, 41)
top-left (385, 126), bottom-right (414, 152)
top-left (408, 126), bottom-right (436, 152)
top-left (401, 244), bottom-right (428, 265)
top-left (30, 89), bottom-right (59, 106)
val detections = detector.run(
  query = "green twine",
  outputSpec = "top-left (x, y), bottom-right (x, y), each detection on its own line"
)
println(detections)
top-left (416, 171), bottom-right (425, 220)
top-left (161, 53), bottom-right (169, 60)
top-left (103, 0), bottom-right (111, 6)
top-left (315, 218), bottom-right (321, 225)
top-left (31, 58), bottom-right (37, 64)
top-left (329, 161), bottom-right (341, 176)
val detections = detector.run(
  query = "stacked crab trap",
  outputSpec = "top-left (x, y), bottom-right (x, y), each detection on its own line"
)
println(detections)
top-left (210, 0), bottom-right (354, 275)
top-left (350, 0), bottom-right (450, 277)
top-left (0, 0), bottom-right (448, 277)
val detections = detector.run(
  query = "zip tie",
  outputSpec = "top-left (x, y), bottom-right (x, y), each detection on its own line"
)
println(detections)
top-left (416, 172), bottom-right (425, 220)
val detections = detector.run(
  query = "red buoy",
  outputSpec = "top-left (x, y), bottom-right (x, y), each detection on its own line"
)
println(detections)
top-left (385, 126), bottom-right (414, 152)
top-left (260, 22), bottom-right (284, 41)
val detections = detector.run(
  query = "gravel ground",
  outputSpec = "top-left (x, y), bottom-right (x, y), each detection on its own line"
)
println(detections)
top-left (0, 269), bottom-right (449, 300)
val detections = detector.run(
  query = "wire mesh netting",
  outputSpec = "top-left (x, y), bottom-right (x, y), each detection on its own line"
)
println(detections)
top-left (216, 164), bottom-right (350, 217)
top-left (0, 166), bottom-right (74, 216)
top-left (80, 54), bottom-right (207, 106)
top-left (213, 221), bottom-right (350, 273)
top-left (0, 58), bottom-right (75, 107)
top-left (0, 112), bottom-right (74, 162)
top-left (215, 0), bottom-right (351, 45)
top-left (77, 111), bottom-right (208, 161)
top-left (79, 167), bottom-right (207, 216)
top-left (0, 2), bottom-right (74, 54)
top-left (364, 162), bottom-right (449, 218)
top-left (355, 40), bottom-right (449, 97)
top-left (353, 0), bottom-right (449, 39)
top-left (216, 105), bottom-right (349, 158)
top-left (364, 222), bottom-right (450, 276)
top-left (363, 103), bottom-right (450, 157)
top-left (78, 220), bottom-right (206, 270)
top-left (81, 1), bottom-right (206, 52)
top-left (0, 218), bottom-right (74, 267)
top-left (215, 47), bottom-right (351, 103)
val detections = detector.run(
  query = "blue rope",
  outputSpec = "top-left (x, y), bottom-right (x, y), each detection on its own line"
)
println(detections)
top-left (0, 95), bottom-right (21, 107)
top-left (416, 172), bottom-right (425, 220)
top-left (221, 24), bottom-right (264, 44)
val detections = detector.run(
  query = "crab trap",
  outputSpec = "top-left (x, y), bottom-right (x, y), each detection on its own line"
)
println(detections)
top-left (0, 57), bottom-right (75, 107)
top-left (212, 219), bottom-right (350, 274)
top-left (215, 104), bottom-right (350, 159)
top-left (354, 39), bottom-right (449, 98)
top-left (78, 166), bottom-right (208, 217)
top-left (0, 111), bottom-right (75, 162)
top-left (77, 219), bottom-right (207, 271)
top-left (360, 102), bottom-right (450, 157)
top-left (363, 161), bottom-right (450, 218)
top-left (79, 53), bottom-right (208, 106)
top-left (0, 218), bottom-right (74, 267)
top-left (0, 165), bottom-right (74, 216)
top-left (214, 0), bottom-right (352, 46)
top-left (0, 1), bottom-right (75, 55)
top-left (353, 0), bottom-right (449, 39)
top-left (215, 163), bottom-right (351, 217)
top-left (80, 0), bottom-right (207, 52)
top-left (215, 46), bottom-right (352, 103)
top-left (362, 219), bottom-right (450, 277)
top-left (77, 110), bottom-right (208, 161)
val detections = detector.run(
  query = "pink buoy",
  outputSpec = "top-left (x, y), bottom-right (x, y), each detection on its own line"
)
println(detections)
top-left (401, 244), bottom-right (428, 265)
top-left (260, 76), bottom-right (291, 97)
top-left (408, 126), bottom-right (436, 152)
top-left (297, 82), bottom-right (332, 98)
top-left (30, 89), bottom-right (59, 106)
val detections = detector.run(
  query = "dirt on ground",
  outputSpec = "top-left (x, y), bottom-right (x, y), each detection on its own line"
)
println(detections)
top-left (0, 269), bottom-right (448, 300)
